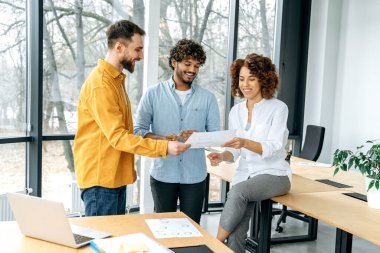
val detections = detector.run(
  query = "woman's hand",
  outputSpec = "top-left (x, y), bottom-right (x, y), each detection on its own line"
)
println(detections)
top-left (207, 152), bottom-right (224, 166)
top-left (222, 137), bottom-right (247, 149)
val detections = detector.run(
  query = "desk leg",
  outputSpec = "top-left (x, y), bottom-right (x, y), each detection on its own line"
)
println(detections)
top-left (258, 199), bottom-right (272, 253)
top-left (249, 202), bottom-right (260, 238)
top-left (222, 181), bottom-right (230, 202)
top-left (202, 174), bottom-right (210, 213)
top-left (308, 216), bottom-right (318, 240)
top-left (335, 228), bottom-right (352, 253)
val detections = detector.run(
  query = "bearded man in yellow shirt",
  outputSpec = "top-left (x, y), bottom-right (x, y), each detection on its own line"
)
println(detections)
top-left (74, 20), bottom-right (190, 217)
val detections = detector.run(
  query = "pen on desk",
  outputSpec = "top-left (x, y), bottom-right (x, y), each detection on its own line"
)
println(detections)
top-left (89, 241), bottom-right (106, 253)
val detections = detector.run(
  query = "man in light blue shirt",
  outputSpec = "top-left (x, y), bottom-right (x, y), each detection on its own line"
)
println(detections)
top-left (134, 39), bottom-right (220, 223)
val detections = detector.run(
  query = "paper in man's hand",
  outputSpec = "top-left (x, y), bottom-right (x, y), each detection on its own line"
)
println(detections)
top-left (184, 130), bottom-right (236, 149)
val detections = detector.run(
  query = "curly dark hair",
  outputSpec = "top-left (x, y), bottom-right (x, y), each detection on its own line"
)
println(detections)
top-left (230, 53), bottom-right (279, 99)
top-left (168, 39), bottom-right (206, 70)
top-left (106, 20), bottom-right (145, 49)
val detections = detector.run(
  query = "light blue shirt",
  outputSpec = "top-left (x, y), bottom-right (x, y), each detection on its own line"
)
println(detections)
top-left (134, 77), bottom-right (220, 183)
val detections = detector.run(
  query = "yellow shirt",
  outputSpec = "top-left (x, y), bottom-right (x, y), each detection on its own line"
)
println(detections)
top-left (74, 59), bottom-right (168, 188)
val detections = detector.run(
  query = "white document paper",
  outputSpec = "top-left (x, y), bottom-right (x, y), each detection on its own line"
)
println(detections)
top-left (297, 162), bottom-right (332, 168)
top-left (91, 232), bottom-right (173, 253)
top-left (185, 129), bottom-right (236, 149)
top-left (145, 218), bottom-right (202, 238)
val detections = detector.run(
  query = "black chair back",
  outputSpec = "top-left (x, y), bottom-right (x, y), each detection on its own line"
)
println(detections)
top-left (299, 125), bottom-right (325, 161)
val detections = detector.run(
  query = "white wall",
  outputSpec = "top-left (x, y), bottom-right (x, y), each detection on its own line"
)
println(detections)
top-left (305, 0), bottom-right (380, 163)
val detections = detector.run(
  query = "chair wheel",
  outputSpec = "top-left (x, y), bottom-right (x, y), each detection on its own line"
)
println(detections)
top-left (275, 226), bottom-right (283, 233)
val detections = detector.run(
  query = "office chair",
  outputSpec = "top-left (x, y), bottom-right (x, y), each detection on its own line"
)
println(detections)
top-left (298, 125), bottom-right (326, 161)
top-left (274, 125), bottom-right (325, 233)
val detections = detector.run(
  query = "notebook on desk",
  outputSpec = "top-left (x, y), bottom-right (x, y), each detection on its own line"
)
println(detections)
top-left (315, 179), bottom-right (352, 188)
top-left (7, 192), bottom-right (111, 248)
top-left (171, 244), bottom-right (214, 253)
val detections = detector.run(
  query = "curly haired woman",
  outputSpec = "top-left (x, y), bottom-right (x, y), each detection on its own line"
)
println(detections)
top-left (207, 53), bottom-right (291, 253)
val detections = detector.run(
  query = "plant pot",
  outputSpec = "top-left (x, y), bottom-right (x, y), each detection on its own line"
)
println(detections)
top-left (365, 176), bottom-right (380, 209)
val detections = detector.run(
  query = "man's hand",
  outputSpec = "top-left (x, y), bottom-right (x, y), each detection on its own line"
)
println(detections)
top-left (178, 129), bottom-right (196, 142)
top-left (165, 133), bottom-right (180, 141)
top-left (207, 152), bottom-right (223, 166)
top-left (222, 137), bottom-right (247, 149)
top-left (167, 141), bottom-right (191, 156)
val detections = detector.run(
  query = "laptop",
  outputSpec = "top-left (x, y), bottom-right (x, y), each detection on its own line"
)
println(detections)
top-left (7, 192), bottom-right (112, 248)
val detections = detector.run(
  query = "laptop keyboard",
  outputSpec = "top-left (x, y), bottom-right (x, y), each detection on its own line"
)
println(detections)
top-left (73, 233), bottom-right (94, 244)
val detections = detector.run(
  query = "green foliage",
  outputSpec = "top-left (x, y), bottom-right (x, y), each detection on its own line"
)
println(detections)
top-left (332, 140), bottom-right (380, 191)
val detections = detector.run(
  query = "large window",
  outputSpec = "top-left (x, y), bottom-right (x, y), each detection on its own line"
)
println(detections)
top-left (0, 0), bottom-right (304, 215)
top-left (41, 141), bottom-right (73, 207)
top-left (41, 0), bottom-right (144, 209)
top-left (237, 0), bottom-right (277, 59)
top-left (232, 0), bottom-right (277, 106)
top-left (0, 1), bottom-right (26, 196)
top-left (0, 1), bottom-right (26, 137)
top-left (159, 0), bottom-right (230, 129)
top-left (0, 143), bottom-right (26, 194)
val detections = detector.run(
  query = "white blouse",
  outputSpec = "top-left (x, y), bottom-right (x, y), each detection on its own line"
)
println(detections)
top-left (226, 98), bottom-right (292, 186)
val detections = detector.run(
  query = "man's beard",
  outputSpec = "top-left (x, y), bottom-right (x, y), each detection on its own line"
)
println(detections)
top-left (121, 59), bottom-right (135, 73)
top-left (176, 69), bottom-right (195, 86)
top-left (181, 76), bottom-right (193, 86)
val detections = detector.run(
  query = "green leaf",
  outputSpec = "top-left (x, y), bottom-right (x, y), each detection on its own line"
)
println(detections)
top-left (376, 180), bottom-right (379, 190)
top-left (332, 140), bottom-right (380, 180)
top-left (368, 180), bottom-right (375, 191)
top-left (348, 157), bottom-right (354, 169)
top-left (355, 158), bottom-right (360, 167)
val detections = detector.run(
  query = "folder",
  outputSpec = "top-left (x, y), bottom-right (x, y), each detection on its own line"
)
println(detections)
top-left (170, 244), bottom-right (214, 253)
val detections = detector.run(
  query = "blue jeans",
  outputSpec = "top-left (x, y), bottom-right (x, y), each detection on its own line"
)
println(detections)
top-left (81, 186), bottom-right (126, 216)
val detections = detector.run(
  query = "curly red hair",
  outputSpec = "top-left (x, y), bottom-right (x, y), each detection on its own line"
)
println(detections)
top-left (230, 53), bottom-right (279, 99)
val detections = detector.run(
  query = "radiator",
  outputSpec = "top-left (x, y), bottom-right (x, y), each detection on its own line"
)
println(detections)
top-left (0, 191), bottom-right (24, 221)
top-left (71, 181), bottom-right (85, 215)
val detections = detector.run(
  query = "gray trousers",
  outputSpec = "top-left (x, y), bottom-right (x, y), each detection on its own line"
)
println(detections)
top-left (220, 174), bottom-right (291, 253)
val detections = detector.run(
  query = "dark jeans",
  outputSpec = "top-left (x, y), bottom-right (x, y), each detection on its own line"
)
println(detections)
top-left (150, 176), bottom-right (206, 224)
top-left (81, 185), bottom-right (126, 216)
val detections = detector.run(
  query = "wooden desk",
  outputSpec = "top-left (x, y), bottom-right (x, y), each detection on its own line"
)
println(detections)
top-left (290, 156), bottom-right (336, 180)
top-left (207, 161), bottom-right (236, 183)
top-left (208, 156), bottom-right (366, 194)
top-left (0, 212), bottom-right (233, 253)
top-left (257, 158), bottom-right (376, 253)
top-left (272, 191), bottom-right (380, 245)
top-left (290, 157), bottom-right (366, 194)
top-left (208, 162), bottom-right (344, 194)
top-left (207, 156), bottom-right (377, 253)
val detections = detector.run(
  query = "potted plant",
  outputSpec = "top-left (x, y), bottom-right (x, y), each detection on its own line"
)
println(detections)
top-left (332, 140), bottom-right (380, 209)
